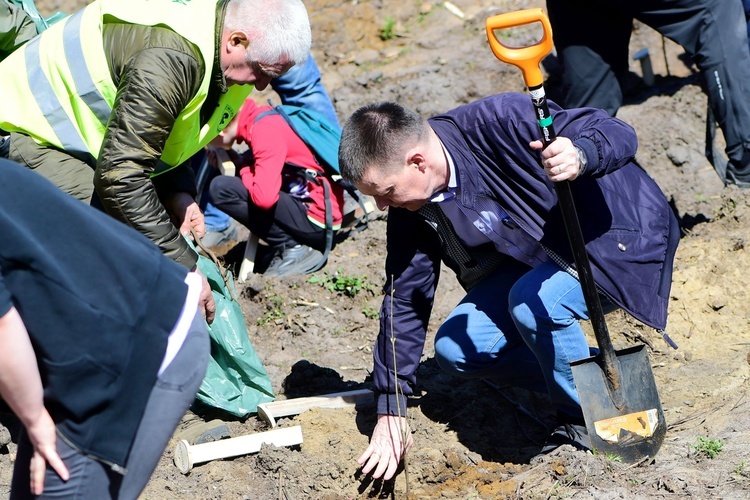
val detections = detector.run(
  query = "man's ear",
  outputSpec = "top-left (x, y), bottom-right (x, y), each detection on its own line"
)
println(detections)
top-left (227, 31), bottom-right (249, 50)
top-left (407, 151), bottom-right (427, 172)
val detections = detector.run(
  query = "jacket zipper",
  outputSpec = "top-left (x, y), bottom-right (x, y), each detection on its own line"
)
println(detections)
top-left (56, 429), bottom-right (128, 475)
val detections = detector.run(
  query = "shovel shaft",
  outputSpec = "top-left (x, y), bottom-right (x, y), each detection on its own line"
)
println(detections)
top-left (533, 86), bottom-right (624, 405)
top-left (486, 11), bottom-right (624, 406)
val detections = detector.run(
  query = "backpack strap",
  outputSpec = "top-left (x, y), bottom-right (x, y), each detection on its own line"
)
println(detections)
top-left (298, 168), bottom-right (333, 273)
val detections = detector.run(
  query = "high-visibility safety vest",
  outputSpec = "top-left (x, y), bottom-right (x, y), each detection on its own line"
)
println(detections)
top-left (0, 0), bottom-right (251, 175)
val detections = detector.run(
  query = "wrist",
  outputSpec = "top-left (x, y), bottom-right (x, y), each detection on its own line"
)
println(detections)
top-left (575, 145), bottom-right (588, 176)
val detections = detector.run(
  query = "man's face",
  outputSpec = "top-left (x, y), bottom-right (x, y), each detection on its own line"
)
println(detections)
top-left (220, 31), bottom-right (293, 89)
top-left (357, 162), bottom-right (437, 212)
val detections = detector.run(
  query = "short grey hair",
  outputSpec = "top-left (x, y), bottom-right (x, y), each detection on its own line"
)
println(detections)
top-left (224, 0), bottom-right (311, 66)
top-left (339, 101), bottom-right (429, 184)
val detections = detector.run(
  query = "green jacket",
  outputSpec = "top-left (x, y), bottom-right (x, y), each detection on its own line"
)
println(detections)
top-left (0, 0), bottom-right (37, 61)
top-left (1, 0), bottom-right (248, 269)
top-left (95, 19), bottom-right (229, 270)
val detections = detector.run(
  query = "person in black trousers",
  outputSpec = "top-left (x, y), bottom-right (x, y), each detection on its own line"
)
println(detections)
top-left (546, 0), bottom-right (750, 187)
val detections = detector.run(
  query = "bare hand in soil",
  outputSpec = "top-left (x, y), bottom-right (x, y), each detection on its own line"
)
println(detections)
top-left (357, 414), bottom-right (413, 480)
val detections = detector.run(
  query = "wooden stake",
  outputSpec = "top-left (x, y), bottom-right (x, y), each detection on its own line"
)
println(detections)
top-left (209, 146), bottom-right (236, 177)
top-left (238, 232), bottom-right (260, 283)
top-left (173, 425), bottom-right (303, 474)
top-left (257, 389), bottom-right (373, 427)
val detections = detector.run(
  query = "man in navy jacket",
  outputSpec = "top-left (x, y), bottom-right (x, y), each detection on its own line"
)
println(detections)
top-left (0, 159), bottom-right (209, 498)
top-left (339, 94), bottom-right (679, 480)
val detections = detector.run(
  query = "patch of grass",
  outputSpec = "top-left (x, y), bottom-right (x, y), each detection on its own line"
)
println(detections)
top-left (380, 16), bottom-right (396, 41)
top-left (734, 461), bottom-right (750, 478)
top-left (257, 294), bottom-right (284, 326)
top-left (692, 436), bottom-right (724, 459)
top-left (308, 269), bottom-right (374, 298)
top-left (593, 449), bottom-right (622, 462)
top-left (362, 305), bottom-right (379, 319)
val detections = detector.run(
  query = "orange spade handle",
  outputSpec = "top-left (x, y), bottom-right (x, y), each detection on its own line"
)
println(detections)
top-left (485, 8), bottom-right (553, 88)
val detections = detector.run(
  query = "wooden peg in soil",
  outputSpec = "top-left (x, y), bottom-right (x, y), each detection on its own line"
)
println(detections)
top-left (257, 389), bottom-right (373, 427)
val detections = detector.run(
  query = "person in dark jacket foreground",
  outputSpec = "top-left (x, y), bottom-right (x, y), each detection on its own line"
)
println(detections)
top-left (0, 159), bottom-right (210, 498)
top-left (338, 94), bottom-right (680, 480)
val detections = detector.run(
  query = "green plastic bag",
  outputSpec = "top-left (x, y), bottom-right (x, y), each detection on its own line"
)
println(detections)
top-left (192, 244), bottom-right (275, 417)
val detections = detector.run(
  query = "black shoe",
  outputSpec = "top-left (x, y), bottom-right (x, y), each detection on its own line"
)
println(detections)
top-left (540, 422), bottom-right (591, 454)
top-left (263, 244), bottom-right (325, 278)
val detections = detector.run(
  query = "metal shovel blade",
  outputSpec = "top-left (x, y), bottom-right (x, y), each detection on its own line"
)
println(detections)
top-left (570, 344), bottom-right (666, 462)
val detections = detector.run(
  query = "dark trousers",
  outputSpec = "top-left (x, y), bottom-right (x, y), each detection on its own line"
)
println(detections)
top-left (546, 0), bottom-right (750, 177)
top-left (208, 175), bottom-right (327, 251)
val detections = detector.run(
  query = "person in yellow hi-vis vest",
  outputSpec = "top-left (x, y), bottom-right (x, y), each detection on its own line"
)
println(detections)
top-left (0, 0), bottom-right (311, 323)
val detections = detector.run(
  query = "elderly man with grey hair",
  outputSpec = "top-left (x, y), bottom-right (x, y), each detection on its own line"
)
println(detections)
top-left (0, 0), bottom-right (311, 322)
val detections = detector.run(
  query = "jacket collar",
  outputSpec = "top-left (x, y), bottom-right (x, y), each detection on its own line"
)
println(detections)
top-left (212, 0), bottom-right (229, 95)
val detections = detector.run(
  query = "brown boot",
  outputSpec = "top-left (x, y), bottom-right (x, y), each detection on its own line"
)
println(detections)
top-left (175, 411), bottom-right (231, 445)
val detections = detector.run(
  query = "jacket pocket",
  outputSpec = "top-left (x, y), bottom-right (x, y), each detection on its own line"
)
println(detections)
top-left (43, 355), bottom-right (119, 423)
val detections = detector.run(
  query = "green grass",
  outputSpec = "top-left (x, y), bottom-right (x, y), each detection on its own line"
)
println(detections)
top-left (362, 305), bottom-right (379, 319)
top-left (380, 16), bottom-right (396, 41)
top-left (308, 269), bottom-right (374, 298)
top-left (257, 294), bottom-right (284, 326)
top-left (692, 436), bottom-right (724, 459)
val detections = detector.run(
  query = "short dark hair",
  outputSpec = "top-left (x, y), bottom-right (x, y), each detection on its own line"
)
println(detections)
top-left (338, 101), bottom-right (428, 184)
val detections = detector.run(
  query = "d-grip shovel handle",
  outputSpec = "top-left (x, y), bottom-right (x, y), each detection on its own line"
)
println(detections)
top-left (486, 9), bottom-right (624, 406)
top-left (486, 8), bottom-right (553, 88)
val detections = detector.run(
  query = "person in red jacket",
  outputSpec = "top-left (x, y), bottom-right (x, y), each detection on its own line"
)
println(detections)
top-left (207, 98), bottom-right (345, 277)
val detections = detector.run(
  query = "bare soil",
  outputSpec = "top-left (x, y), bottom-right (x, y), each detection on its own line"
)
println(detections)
top-left (3, 0), bottom-right (750, 498)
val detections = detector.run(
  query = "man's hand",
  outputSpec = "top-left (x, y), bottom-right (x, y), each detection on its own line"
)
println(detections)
top-left (195, 268), bottom-right (216, 324)
top-left (165, 192), bottom-right (206, 239)
top-left (357, 414), bottom-right (413, 481)
top-left (530, 137), bottom-right (582, 182)
top-left (0, 307), bottom-right (69, 495)
top-left (179, 201), bottom-right (206, 240)
top-left (26, 408), bottom-right (69, 495)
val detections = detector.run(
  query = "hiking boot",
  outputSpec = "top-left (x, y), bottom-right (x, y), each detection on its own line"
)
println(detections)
top-left (263, 244), bottom-right (325, 278)
top-left (540, 422), bottom-right (591, 454)
top-left (176, 411), bottom-right (231, 445)
top-left (201, 219), bottom-right (243, 257)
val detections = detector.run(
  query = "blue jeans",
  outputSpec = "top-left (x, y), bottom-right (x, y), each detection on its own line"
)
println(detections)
top-left (11, 313), bottom-right (209, 499)
top-left (434, 260), bottom-right (614, 421)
